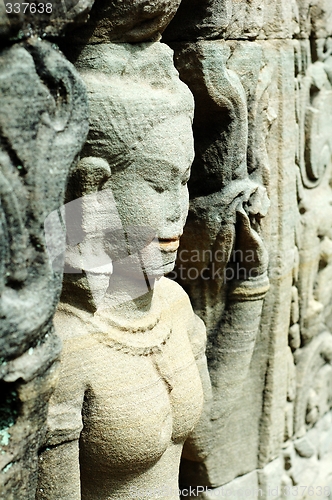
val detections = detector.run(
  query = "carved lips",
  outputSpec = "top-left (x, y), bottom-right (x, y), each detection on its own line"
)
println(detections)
top-left (158, 238), bottom-right (180, 253)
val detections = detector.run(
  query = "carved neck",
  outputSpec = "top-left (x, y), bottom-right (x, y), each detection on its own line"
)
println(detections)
top-left (96, 271), bottom-right (159, 325)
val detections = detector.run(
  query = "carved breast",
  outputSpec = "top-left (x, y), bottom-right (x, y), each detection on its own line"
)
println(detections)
top-left (51, 278), bottom-right (205, 498)
top-left (79, 319), bottom-right (204, 475)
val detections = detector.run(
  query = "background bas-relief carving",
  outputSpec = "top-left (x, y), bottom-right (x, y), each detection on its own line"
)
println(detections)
top-left (169, 39), bottom-right (271, 487)
top-left (164, 0), bottom-right (332, 497)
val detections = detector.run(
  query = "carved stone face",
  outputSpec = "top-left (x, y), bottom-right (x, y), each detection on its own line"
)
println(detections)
top-left (69, 42), bottom-right (195, 284)
top-left (58, 115), bottom-right (193, 310)
top-left (103, 116), bottom-right (194, 278)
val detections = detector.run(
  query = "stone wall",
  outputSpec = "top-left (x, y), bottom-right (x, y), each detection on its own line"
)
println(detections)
top-left (165, 0), bottom-right (332, 497)
top-left (0, 3), bottom-right (90, 498)
top-left (0, 1), bottom-right (332, 499)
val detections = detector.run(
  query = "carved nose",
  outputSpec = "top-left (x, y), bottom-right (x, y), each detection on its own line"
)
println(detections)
top-left (166, 207), bottom-right (182, 224)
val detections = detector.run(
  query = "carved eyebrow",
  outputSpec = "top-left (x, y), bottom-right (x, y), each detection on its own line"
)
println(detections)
top-left (135, 159), bottom-right (191, 183)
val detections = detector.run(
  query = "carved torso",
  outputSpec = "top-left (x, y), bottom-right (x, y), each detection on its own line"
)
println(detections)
top-left (46, 278), bottom-right (205, 499)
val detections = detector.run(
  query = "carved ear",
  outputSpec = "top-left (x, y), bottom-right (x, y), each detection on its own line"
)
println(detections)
top-left (70, 156), bottom-right (112, 197)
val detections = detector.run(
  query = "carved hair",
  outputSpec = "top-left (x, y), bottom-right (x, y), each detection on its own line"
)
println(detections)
top-left (74, 42), bottom-right (194, 176)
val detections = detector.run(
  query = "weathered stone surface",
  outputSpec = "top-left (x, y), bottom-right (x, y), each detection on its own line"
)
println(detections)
top-left (61, 41), bottom-right (195, 312)
top-left (0, 38), bottom-right (88, 499)
top-left (67, 0), bottom-right (182, 43)
top-left (0, 1), bottom-right (23, 39)
top-left (172, 22), bottom-right (332, 489)
top-left (0, 38), bottom-right (88, 361)
top-left (184, 470), bottom-right (259, 499)
top-left (257, 458), bottom-right (284, 500)
top-left (293, 332), bottom-right (332, 437)
top-left (280, 414), bottom-right (332, 491)
top-left (294, 436), bottom-right (316, 458)
top-left (297, 0), bottom-right (332, 39)
top-left (163, 0), bottom-right (332, 41)
top-left (0, 0), bottom-right (95, 40)
top-left (204, 471), bottom-right (259, 499)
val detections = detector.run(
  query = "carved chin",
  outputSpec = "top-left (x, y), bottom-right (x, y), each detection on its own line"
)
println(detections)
top-left (143, 252), bottom-right (177, 279)
top-left (161, 259), bottom-right (177, 277)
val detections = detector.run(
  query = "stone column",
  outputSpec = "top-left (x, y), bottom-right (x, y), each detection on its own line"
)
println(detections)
top-left (0, 4), bottom-right (91, 498)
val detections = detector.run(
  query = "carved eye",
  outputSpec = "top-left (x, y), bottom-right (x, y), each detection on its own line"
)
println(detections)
top-left (181, 168), bottom-right (191, 186)
top-left (145, 179), bottom-right (165, 193)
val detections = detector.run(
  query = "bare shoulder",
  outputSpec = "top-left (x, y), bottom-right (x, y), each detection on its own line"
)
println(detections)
top-left (54, 302), bottom-right (96, 345)
top-left (158, 276), bottom-right (192, 306)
